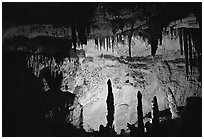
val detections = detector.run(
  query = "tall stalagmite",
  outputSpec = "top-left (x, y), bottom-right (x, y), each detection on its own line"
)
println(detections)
top-left (106, 79), bottom-right (114, 129)
top-left (137, 91), bottom-right (144, 136)
top-left (151, 96), bottom-right (159, 126)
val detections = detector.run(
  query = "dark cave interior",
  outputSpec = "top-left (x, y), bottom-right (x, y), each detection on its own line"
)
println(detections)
top-left (2, 2), bottom-right (202, 137)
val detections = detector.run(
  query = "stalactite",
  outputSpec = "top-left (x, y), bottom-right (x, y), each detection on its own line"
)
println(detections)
top-left (102, 37), bottom-right (105, 50)
top-left (106, 37), bottom-right (109, 51)
top-left (99, 38), bottom-right (102, 51)
top-left (170, 26), bottom-right (174, 39)
top-left (96, 38), bottom-right (98, 50)
top-left (117, 34), bottom-right (119, 46)
top-left (188, 29), bottom-right (193, 75)
top-left (192, 29), bottom-right (199, 74)
top-left (119, 33), bottom-right (122, 43)
top-left (159, 31), bottom-right (162, 45)
top-left (109, 36), bottom-right (112, 52)
top-left (95, 38), bottom-right (98, 49)
top-left (150, 39), bottom-right (158, 57)
top-left (77, 41), bottom-right (80, 48)
top-left (178, 28), bottom-right (184, 55)
top-left (192, 43), bottom-right (197, 65)
top-left (107, 36), bottom-right (109, 49)
top-left (115, 34), bottom-right (117, 46)
top-left (174, 28), bottom-right (177, 39)
top-left (71, 22), bottom-right (77, 52)
top-left (191, 29), bottom-right (198, 66)
top-left (183, 28), bottom-right (189, 80)
top-left (128, 19), bottom-right (134, 61)
top-left (117, 34), bottom-right (119, 43)
top-left (26, 54), bottom-right (61, 78)
top-left (79, 26), bottom-right (87, 46)
top-left (97, 38), bottom-right (99, 50)
top-left (101, 37), bottom-right (104, 49)
top-left (106, 37), bottom-right (109, 52)
top-left (112, 35), bottom-right (114, 53)
top-left (195, 28), bottom-right (202, 81)
top-left (104, 37), bottom-right (106, 50)
top-left (108, 36), bottom-right (111, 49)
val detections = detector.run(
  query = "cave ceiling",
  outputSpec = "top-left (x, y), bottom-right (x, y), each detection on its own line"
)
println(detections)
top-left (2, 2), bottom-right (201, 37)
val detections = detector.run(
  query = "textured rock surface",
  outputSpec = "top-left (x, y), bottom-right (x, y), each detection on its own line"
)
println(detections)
top-left (23, 38), bottom-right (201, 134)
top-left (69, 40), bottom-right (202, 134)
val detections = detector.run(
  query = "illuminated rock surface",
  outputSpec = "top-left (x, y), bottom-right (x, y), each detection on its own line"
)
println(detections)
top-left (63, 40), bottom-right (201, 133)
top-left (19, 38), bottom-right (201, 134)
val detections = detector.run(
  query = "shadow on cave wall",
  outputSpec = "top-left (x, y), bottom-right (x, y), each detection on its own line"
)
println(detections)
top-left (2, 52), bottom-right (85, 137)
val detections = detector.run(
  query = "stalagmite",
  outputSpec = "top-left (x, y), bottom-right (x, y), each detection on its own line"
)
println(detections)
top-left (151, 96), bottom-right (159, 126)
top-left (137, 91), bottom-right (144, 136)
top-left (106, 79), bottom-right (114, 130)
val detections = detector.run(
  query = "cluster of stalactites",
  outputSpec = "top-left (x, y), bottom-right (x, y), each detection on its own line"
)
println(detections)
top-left (153, 25), bottom-right (201, 80)
top-left (95, 36), bottom-right (115, 52)
top-left (26, 54), bottom-right (62, 78)
top-left (95, 25), bottom-right (201, 80)
top-left (94, 33), bottom-right (145, 52)
top-left (178, 27), bottom-right (201, 80)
